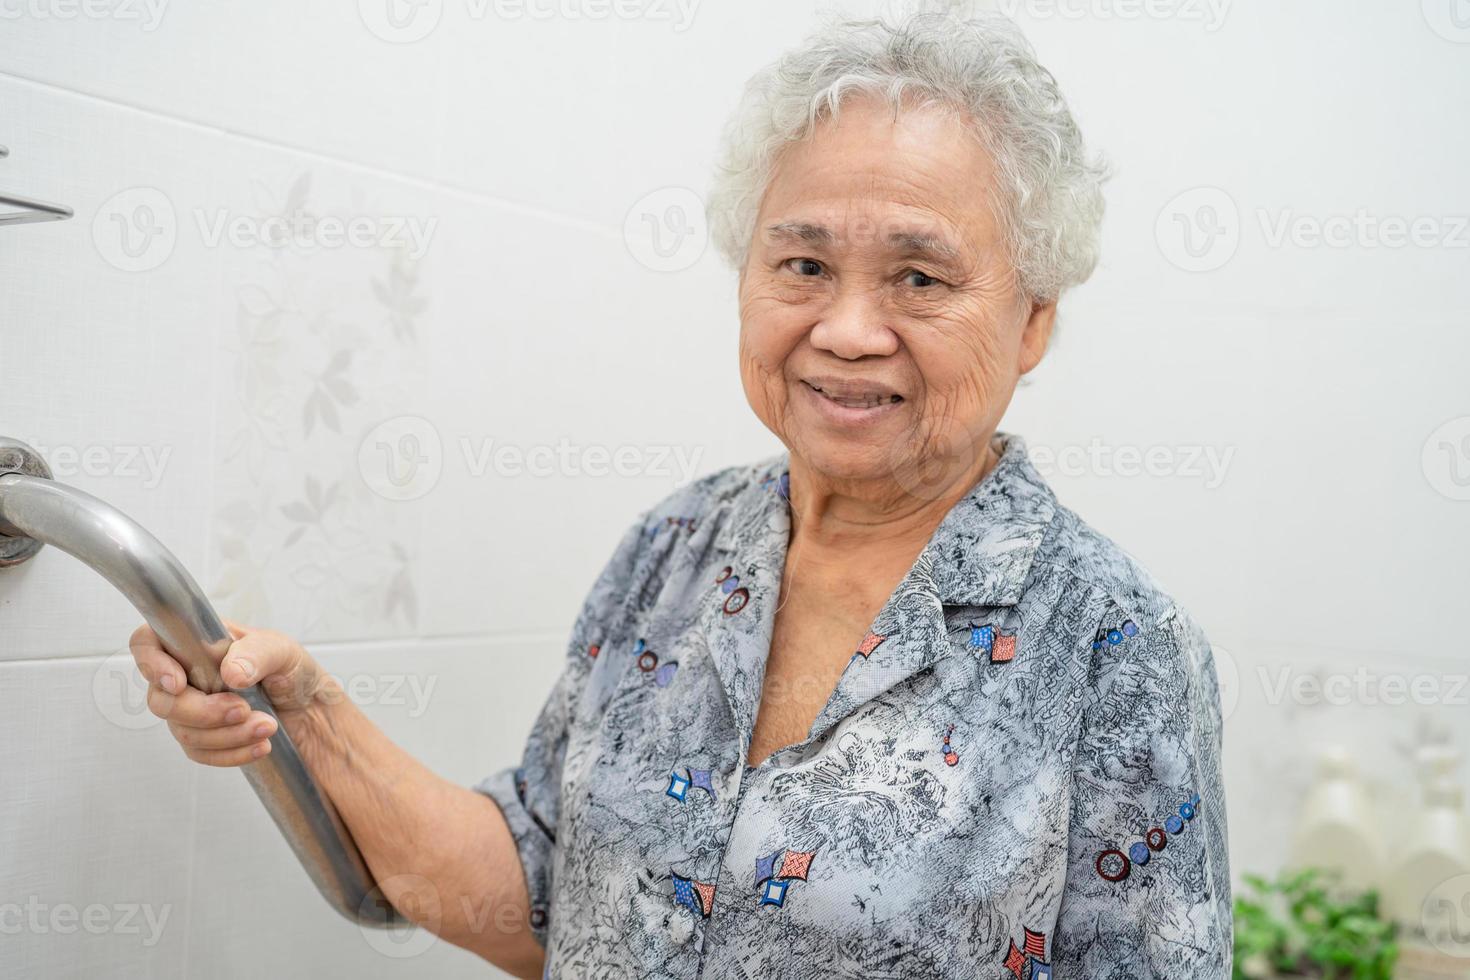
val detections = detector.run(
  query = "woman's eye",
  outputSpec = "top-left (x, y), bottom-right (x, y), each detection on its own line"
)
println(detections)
top-left (784, 258), bottom-right (824, 277)
top-left (903, 269), bottom-right (941, 288)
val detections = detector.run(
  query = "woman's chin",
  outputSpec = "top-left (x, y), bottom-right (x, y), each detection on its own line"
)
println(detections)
top-left (786, 436), bottom-right (904, 485)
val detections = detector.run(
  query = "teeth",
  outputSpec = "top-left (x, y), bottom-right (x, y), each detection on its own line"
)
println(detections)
top-left (808, 382), bottom-right (902, 409)
top-left (826, 393), bottom-right (896, 408)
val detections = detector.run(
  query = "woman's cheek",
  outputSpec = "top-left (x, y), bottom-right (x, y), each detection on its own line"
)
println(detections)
top-left (737, 340), bottom-right (789, 436)
top-left (905, 351), bottom-right (1005, 441)
top-left (926, 315), bottom-right (1014, 404)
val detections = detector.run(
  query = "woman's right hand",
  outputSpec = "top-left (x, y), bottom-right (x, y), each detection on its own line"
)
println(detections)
top-left (128, 619), bottom-right (335, 767)
top-left (132, 618), bottom-right (545, 977)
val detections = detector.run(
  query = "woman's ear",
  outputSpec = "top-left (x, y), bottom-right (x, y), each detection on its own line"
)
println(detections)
top-left (1018, 300), bottom-right (1057, 375)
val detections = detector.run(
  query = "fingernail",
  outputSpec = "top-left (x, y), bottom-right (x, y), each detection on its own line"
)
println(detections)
top-left (225, 706), bottom-right (246, 724)
top-left (252, 722), bottom-right (273, 739)
top-left (231, 660), bottom-right (255, 684)
top-left (160, 674), bottom-right (178, 693)
top-left (251, 741), bottom-right (269, 758)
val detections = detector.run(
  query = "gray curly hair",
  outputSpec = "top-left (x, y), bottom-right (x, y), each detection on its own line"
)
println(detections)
top-left (707, 4), bottom-right (1111, 305)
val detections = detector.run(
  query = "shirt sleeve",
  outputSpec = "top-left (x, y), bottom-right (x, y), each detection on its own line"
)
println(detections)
top-left (473, 507), bottom-right (651, 950)
top-left (1052, 602), bottom-right (1232, 978)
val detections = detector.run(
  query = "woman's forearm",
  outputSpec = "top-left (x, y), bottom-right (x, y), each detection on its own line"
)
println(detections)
top-left (289, 692), bottom-right (545, 977)
top-left (128, 622), bottom-right (546, 976)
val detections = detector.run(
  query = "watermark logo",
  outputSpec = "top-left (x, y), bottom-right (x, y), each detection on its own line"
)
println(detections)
top-left (1214, 643), bottom-right (1239, 722)
top-left (360, 875), bottom-right (441, 958)
top-left (1422, 0), bottom-right (1470, 43)
top-left (880, 415), bottom-right (985, 503)
top-left (359, 416), bottom-right (444, 502)
top-left (92, 187), bottom-right (177, 273)
top-left (358, 877), bottom-right (543, 957)
top-left (1423, 417), bottom-right (1470, 501)
top-left (1421, 873), bottom-right (1470, 958)
top-left (1155, 186), bottom-right (1240, 272)
top-left (358, 0), bottom-right (443, 43)
top-left (624, 187), bottom-right (708, 272)
top-left (93, 185), bottom-right (438, 270)
top-left (93, 650), bottom-right (162, 732)
top-left (1158, 188), bottom-right (1468, 271)
top-left (357, 418), bottom-right (707, 500)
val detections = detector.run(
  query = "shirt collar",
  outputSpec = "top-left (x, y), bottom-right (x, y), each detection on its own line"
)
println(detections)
top-left (715, 431), bottom-right (1056, 608)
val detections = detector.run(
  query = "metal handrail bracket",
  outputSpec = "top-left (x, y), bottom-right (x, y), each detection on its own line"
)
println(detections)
top-left (0, 145), bottom-right (74, 225)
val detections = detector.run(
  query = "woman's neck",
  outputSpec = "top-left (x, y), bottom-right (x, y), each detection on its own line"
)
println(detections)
top-left (781, 437), bottom-right (1000, 586)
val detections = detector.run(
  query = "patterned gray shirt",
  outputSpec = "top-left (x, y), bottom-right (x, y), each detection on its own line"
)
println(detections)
top-left (477, 432), bottom-right (1231, 979)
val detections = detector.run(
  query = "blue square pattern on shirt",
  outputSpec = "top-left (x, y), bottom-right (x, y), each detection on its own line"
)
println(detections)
top-left (759, 879), bottom-right (789, 908)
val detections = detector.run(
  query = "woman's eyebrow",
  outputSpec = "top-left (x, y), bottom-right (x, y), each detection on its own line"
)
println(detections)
top-left (763, 222), bottom-right (963, 263)
top-left (762, 221), bottom-right (834, 247)
top-left (886, 230), bottom-right (963, 263)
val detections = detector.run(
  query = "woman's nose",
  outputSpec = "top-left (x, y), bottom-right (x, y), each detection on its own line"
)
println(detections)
top-left (807, 290), bottom-right (900, 360)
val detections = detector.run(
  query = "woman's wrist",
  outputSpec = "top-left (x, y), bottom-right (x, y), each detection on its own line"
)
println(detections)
top-left (277, 678), bottom-right (442, 880)
top-left (278, 676), bottom-right (361, 779)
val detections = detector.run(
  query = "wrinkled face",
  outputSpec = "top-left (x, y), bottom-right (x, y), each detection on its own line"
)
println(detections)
top-left (738, 92), bottom-right (1056, 496)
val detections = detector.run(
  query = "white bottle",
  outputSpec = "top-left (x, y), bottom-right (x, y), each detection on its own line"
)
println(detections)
top-left (1288, 745), bottom-right (1384, 895)
top-left (1381, 747), bottom-right (1470, 929)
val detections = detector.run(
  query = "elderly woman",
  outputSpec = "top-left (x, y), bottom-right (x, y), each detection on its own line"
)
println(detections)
top-left (129, 9), bottom-right (1229, 979)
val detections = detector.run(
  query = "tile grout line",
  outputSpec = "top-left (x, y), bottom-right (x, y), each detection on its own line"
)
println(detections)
top-left (178, 191), bottom-right (231, 978)
top-left (0, 629), bottom-right (571, 668)
top-left (178, 738), bottom-right (200, 976)
top-left (0, 69), bottom-right (624, 242)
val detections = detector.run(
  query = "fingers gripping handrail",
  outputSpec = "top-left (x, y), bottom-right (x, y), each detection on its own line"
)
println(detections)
top-left (0, 437), bottom-right (397, 927)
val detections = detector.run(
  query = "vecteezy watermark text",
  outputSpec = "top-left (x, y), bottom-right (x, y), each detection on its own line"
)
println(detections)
top-left (1027, 440), bottom-right (1236, 489)
top-left (0, 0), bottom-right (168, 31)
top-left (1258, 665), bottom-right (1470, 708)
top-left (357, 0), bottom-right (702, 44)
top-left (194, 209), bottom-right (437, 261)
top-left (357, 417), bottom-right (707, 502)
top-left (992, 0), bottom-right (1231, 31)
top-left (16, 441), bottom-right (172, 490)
top-left (0, 898), bottom-right (171, 947)
top-left (91, 187), bottom-right (439, 272)
top-left (1156, 186), bottom-right (1470, 272)
top-left (459, 438), bottom-right (704, 484)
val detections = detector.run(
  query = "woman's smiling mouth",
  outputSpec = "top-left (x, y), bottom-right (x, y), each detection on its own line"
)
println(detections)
top-left (799, 376), bottom-right (906, 426)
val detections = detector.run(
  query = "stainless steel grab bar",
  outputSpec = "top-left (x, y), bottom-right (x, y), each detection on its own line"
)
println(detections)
top-left (0, 437), bottom-right (397, 927)
top-left (0, 145), bottom-right (74, 227)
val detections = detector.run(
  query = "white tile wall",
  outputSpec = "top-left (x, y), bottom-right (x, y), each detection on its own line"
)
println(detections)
top-left (0, 657), bottom-right (195, 979)
top-left (1, 1), bottom-right (1467, 975)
